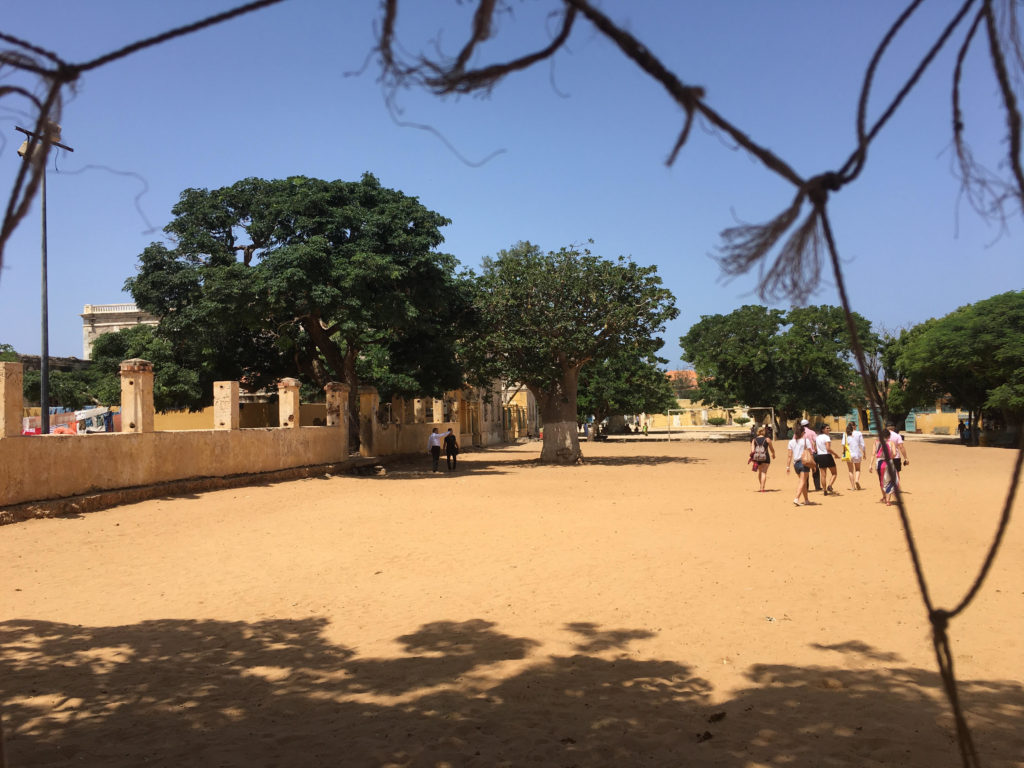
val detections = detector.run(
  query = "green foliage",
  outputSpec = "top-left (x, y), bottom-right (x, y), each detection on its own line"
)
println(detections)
top-left (88, 325), bottom-right (203, 411)
top-left (896, 290), bottom-right (1024, 422)
top-left (0, 343), bottom-right (17, 362)
top-left (469, 241), bottom-right (678, 462)
top-left (126, 174), bottom-right (469, 411)
top-left (680, 304), bottom-right (876, 426)
top-left (734, 416), bottom-right (751, 425)
top-left (21, 368), bottom-right (95, 410)
top-left (707, 417), bottom-right (727, 426)
top-left (577, 346), bottom-right (677, 425)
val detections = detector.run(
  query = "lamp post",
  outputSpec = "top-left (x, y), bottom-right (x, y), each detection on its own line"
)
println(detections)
top-left (16, 122), bottom-right (73, 435)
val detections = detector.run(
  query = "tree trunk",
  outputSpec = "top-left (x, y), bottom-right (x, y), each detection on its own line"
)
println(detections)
top-left (533, 374), bottom-right (583, 464)
top-left (343, 348), bottom-right (360, 451)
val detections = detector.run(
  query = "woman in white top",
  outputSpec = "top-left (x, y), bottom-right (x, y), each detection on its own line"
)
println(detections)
top-left (841, 422), bottom-right (866, 490)
top-left (786, 424), bottom-right (814, 506)
top-left (814, 424), bottom-right (840, 494)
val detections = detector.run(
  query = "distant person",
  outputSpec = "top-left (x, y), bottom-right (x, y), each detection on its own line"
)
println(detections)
top-left (786, 423), bottom-right (814, 506)
top-left (427, 427), bottom-right (442, 472)
top-left (642, 422), bottom-right (648, 436)
top-left (800, 419), bottom-right (822, 491)
top-left (841, 422), bottom-right (866, 490)
top-left (957, 419), bottom-right (967, 444)
top-left (871, 428), bottom-right (900, 505)
top-left (443, 427), bottom-right (459, 471)
top-left (750, 426), bottom-right (776, 492)
top-left (814, 424), bottom-right (840, 494)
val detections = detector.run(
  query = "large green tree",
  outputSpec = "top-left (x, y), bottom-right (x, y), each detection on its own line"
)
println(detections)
top-left (470, 242), bottom-right (677, 463)
top-left (87, 325), bottom-right (204, 412)
top-left (896, 290), bottom-right (1024, 442)
top-left (577, 347), bottom-right (677, 437)
top-left (680, 304), bottom-right (876, 431)
top-left (126, 174), bottom-right (470, 427)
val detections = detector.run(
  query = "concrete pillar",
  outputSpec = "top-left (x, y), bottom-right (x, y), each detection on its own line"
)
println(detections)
top-left (403, 397), bottom-right (417, 424)
top-left (391, 395), bottom-right (404, 424)
top-left (1, 361), bottom-right (24, 438)
top-left (324, 382), bottom-right (349, 429)
top-left (432, 398), bottom-right (445, 424)
top-left (120, 358), bottom-right (155, 433)
top-left (277, 377), bottom-right (301, 428)
top-left (413, 398), bottom-right (426, 424)
top-left (358, 386), bottom-right (379, 457)
top-left (213, 381), bottom-right (240, 430)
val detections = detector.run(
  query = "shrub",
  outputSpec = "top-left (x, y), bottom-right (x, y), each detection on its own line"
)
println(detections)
top-left (734, 416), bottom-right (751, 425)
top-left (708, 417), bottom-right (727, 426)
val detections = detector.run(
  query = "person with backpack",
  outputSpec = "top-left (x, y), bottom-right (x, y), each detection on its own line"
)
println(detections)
top-left (750, 426), bottom-right (776, 492)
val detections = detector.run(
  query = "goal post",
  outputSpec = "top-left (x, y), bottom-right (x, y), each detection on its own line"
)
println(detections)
top-left (665, 408), bottom-right (688, 440)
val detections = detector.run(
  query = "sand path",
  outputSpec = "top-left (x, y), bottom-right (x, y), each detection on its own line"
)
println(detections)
top-left (2, 438), bottom-right (1022, 767)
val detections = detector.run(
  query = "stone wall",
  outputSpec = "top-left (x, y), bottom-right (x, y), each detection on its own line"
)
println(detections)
top-left (1, 362), bottom-right (507, 510)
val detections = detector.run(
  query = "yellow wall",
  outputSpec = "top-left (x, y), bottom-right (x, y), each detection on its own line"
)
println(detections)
top-left (0, 426), bottom-right (349, 507)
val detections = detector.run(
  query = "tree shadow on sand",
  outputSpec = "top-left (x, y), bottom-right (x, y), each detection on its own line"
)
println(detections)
top-left (376, 452), bottom-right (706, 479)
top-left (1, 618), bottom-right (1021, 767)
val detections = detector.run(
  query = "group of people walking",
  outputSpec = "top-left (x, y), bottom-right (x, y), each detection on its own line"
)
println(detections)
top-left (427, 427), bottom-right (460, 472)
top-left (748, 419), bottom-right (909, 506)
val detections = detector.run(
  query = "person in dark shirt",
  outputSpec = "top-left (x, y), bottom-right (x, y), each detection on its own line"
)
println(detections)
top-left (443, 427), bottom-right (460, 471)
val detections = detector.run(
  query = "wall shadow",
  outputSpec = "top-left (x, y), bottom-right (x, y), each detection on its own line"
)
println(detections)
top-left (374, 452), bottom-right (706, 479)
top-left (2, 619), bottom-right (1021, 767)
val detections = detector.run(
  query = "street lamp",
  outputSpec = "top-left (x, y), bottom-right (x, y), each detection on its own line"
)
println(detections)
top-left (16, 121), bottom-right (73, 435)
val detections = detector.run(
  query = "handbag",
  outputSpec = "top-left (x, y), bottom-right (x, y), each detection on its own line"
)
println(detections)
top-left (800, 441), bottom-right (817, 469)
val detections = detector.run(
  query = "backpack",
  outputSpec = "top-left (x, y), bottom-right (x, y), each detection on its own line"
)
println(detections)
top-left (752, 437), bottom-right (768, 462)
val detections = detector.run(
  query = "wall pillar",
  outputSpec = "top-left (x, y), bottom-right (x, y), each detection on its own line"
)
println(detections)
top-left (432, 398), bottom-right (445, 424)
top-left (359, 386), bottom-right (380, 457)
top-left (213, 381), bottom-right (240, 430)
top-left (277, 377), bottom-right (301, 428)
top-left (325, 382), bottom-right (351, 460)
top-left (324, 382), bottom-right (349, 429)
top-left (413, 398), bottom-right (426, 424)
top-left (120, 358), bottom-right (155, 433)
top-left (1, 361), bottom-right (24, 438)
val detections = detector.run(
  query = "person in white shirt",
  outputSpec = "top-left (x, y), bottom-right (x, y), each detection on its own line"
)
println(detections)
top-left (842, 422), bottom-right (866, 490)
top-left (814, 424), bottom-right (840, 495)
top-left (427, 427), bottom-right (443, 472)
top-left (800, 418), bottom-right (822, 491)
top-left (786, 423), bottom-right (814, 506)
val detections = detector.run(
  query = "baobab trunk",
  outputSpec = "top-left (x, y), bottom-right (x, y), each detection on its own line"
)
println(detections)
top-left (534, 376), bottom-right (583, 464)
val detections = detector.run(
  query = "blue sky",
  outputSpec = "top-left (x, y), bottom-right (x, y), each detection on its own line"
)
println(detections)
top-left (0, 1), bottom-right (1020, 366)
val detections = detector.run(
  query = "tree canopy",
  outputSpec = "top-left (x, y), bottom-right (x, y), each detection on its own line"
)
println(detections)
top-left (577, 346), bottom-right (677, 435)
top-left (895, 290), bottom-right (1024, 439)
top-left (126, 174), bottom-right (470, 424)
top-left (470, 242), bottom-right (677, 463)
top-left (680, 304), bottom-right (876, 430)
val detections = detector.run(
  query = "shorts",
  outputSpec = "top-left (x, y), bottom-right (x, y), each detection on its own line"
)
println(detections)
top-left (793, 460), bottom-right (810, 474)
top-left (815, 454), bottom-right (836, 469)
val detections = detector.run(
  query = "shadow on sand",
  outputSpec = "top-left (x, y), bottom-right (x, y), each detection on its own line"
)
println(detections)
top-left (2, 617), bottom-right (1021, 767)
top-left (373, 450), bottom-right (707, 478)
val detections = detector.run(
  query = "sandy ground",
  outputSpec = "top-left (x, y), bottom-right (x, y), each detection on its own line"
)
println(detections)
top-left (1, 437), bottom-right (1022, 768)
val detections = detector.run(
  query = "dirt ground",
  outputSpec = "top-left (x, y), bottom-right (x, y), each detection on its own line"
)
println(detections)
top-left (1, 437), bottom-right (1022, 767)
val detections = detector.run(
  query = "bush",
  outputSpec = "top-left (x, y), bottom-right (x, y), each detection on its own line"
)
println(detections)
top-left (734, 416), bottom-right (751, 425)
top-left (707, 417), bottom-right (727, 426)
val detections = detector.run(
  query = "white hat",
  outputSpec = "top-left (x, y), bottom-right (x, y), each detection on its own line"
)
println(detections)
top-left (800, 419), bottom-right (809, 425)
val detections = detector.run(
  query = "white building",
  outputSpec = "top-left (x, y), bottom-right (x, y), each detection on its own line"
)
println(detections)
top-left (80, 303), bottom-right (158, 360)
